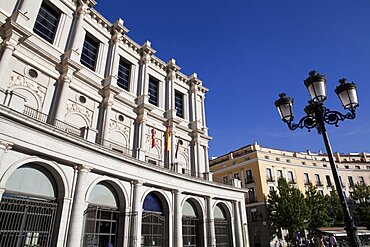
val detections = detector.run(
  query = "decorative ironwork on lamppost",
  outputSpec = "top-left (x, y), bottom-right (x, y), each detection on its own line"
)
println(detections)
top-left (274, 70), bottom-right (362, 247)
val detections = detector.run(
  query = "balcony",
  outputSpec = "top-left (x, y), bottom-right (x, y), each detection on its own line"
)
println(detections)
top-left (4, 105), bottom-right (210, 181)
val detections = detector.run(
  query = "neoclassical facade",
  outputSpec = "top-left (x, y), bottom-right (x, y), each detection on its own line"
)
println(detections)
top-left (0, 0), bottom-right (249, 246)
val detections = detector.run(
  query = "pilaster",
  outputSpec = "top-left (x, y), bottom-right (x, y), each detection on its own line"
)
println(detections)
top-left (66, 165), bottom-right (92, 247)
top-left (233, 200), bottom-right (243, 247)
top-left (173, 190), bottom-right (183, 247)
top-left (54, 75), bottom-right (72, 121)
top-left (0, 40), bottom-right (16, 89)
top-left (206, 196), bottom-right (216, 247)
top-left (130, 180), bottom-right (144, 247)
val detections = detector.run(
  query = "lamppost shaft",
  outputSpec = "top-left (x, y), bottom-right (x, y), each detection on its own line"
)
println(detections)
top-left (315, 106), bottom-right (362, 247)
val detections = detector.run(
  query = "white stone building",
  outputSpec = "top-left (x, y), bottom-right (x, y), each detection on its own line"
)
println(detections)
top-left (0, 0), bottom-right (249, 246)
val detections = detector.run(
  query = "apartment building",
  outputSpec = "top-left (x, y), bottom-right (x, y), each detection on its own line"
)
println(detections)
top-left (210, 143), bottom-right (370, 246)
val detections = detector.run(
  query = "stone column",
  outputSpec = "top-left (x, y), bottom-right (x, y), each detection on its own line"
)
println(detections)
top-left (135, 42), bottom-right (155, 160)
top-left (130, 181), bottom-right (143, 247)
top-left (101, 99), bottom-right (113, 144)
top-left (206, 196), bottom-right (216, 247)
top-left (0, 42), bottom-right (16, 89)
top-left (165, 59), bottom-right (180, 167)
top-left (173, 190), bottom-right (183, 247)
top-left (66, 165), bottom-right (91, 247)
top-left (233, 201), bottom-right (243, 247)
top-left (70, 1), bottom-right (88, 52)
top-left (54, 76), bottom-right (72, 121)
top-left (105, 19), bottom-right (128, 86)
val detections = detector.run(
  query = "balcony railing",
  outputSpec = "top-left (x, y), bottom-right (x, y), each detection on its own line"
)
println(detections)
top-left (24, 106), bottom-right (82, 137)
top-left (266, 176), bottom-right (275, 182)
top-left (19, 106), bottom-right (209, 181)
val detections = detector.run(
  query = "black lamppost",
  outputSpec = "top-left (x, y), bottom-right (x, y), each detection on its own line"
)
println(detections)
top-left (274, 70), bottom-right (362, 247)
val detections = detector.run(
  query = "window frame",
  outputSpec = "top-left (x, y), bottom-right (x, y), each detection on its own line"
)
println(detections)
top-left (81, 33), bottom-right (100, 71)
top-left (174, 90), bottom-right (184, 118)
top-left (117, 58), bottom-right (131, 91)
top-left (148, 77), bottom-right (159, 106)
top-left (33, 2), bottom-right (60, 43)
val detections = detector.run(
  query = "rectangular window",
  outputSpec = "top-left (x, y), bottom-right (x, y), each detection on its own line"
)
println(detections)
top-left (355, 166), bottom-right (360, 169)
top-left (339, 176), bottom-right (344, 187)
top-left (266, 168), bottom-right (273, 182)
top-left (269, 186), bottom-right (275, 192)
top-left (148, 77), bottom-right (159, 106)
top-left (326, 175), bottom-right (332, 187)
top-left (288, 171), bottom-right (295, 184)
top-left (175, 91), bottom-right (184, 118)
top-left (315, 174), bottom-right (322, 186)
top-left (222, 176), bottom-right (228, 184)
top-left (246, 170), bottom-right (253, 183)
top-left (234, 173), bottom-right (240, 180)
top-left (277, 170), bottom-right (283, 178)
top-left (248, 188), bottom-right (256, 203)
top-left (117, 59), bottom-right (131, 91)
top-left (81, 34), bottom-right (99, 70)
top-left (348, 176), bottom-right (354, 187)
top-left (304, 173), bottom-right (310, 185)
top-left (33, 3), bottom-right (59, 43)
top-left (275, 157), bottom-right (280, 161)
top-left (359, 176), bottom-right (365, 185)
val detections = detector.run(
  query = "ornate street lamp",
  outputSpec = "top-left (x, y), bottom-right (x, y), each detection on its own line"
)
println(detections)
top-left (274, 70), bottom-right (362, 247)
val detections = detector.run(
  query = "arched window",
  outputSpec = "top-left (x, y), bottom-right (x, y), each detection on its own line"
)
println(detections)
top-left (214, 204), bottom-right (232, 247)
top-left (142, 192), bottom-right (168, 247)
top-left (182, 200), bottom-right (203, 247)
top-left (0, 164), bottom-right (59, 247)
top-left (83, 182), bottom-right (123, 247)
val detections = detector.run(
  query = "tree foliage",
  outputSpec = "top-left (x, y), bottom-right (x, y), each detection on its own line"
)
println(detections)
top-left (350, 183), bottom-right (370, 228)
top-left (305, 183), bottom-right (331, 230)
top-left (268, 178), bottom-right (310, 241)
top-left (326, 188), bottom-right (344, 226)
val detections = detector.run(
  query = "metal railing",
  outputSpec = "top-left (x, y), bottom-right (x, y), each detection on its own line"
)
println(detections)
top-left (20, 106), bottom-right (209, 181)
top-left (23, 106), bottom-right (82, 137)
top-left (100, 138), bottom-right (132, 156)
top-left (0, 194), bottom-right (57, 247)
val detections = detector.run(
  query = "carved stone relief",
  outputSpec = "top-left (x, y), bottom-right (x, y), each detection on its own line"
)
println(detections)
top-left (9, 71), bottom-right (47, 105)
top-left (66, 100), bottom-right (93, 125)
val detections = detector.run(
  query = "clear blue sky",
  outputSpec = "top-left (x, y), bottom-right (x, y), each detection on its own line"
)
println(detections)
top-left (95, 0), bottom-right (370, 158)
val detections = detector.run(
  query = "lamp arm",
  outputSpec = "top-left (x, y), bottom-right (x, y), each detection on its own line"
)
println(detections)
top-left (322, 107), bottom-right (356, 127)
top-left (286, 115), bottom-right (318, 131)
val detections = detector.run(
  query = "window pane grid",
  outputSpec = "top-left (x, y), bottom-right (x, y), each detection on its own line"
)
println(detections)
top-left (81, 36), bottom-right (98, 70)
top-left (148, 79), bottom-right (159, 106)
top-left (33, 5), bottom-right (59, 43)
top-left (175, 91), bottom-right (184, 118)
top-left (117, 60), bottom-right (130, 91)
top-left (83, 206), bottom-right (119, 247)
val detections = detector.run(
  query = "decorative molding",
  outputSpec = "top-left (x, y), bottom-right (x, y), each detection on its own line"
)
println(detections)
top-left (66, 100), bottom-right (93, 125)
top-left (9, 71), bottom-right (46, 103)
top-left (108, 120), bottom-right (130, 138)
